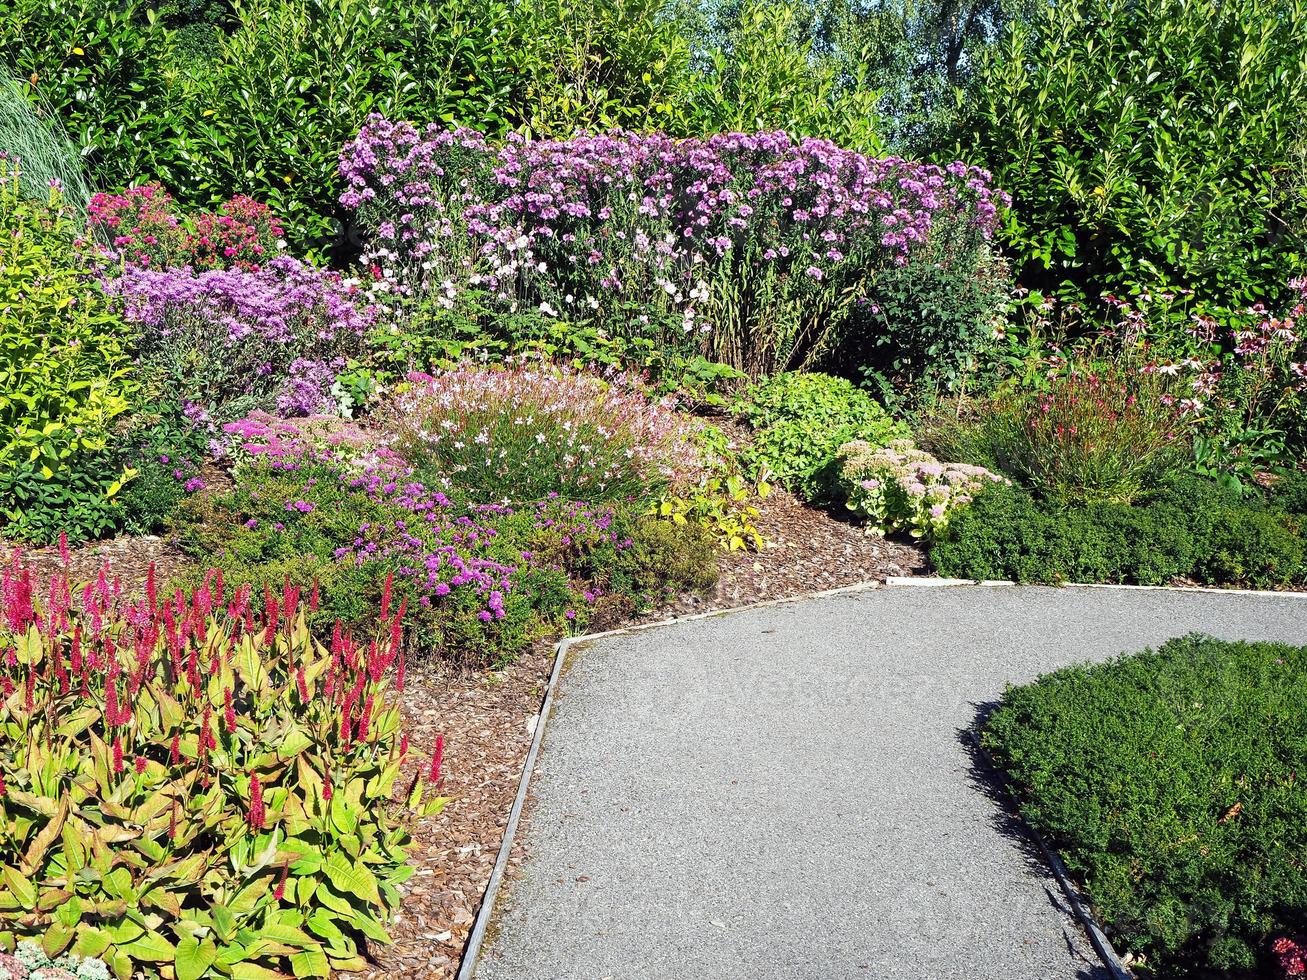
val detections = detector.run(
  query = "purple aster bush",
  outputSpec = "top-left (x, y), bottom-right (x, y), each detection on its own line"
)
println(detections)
top-left (339, 116), bottom-right (1009, 376)
top-left (105, 256), bottom-right (376, 423)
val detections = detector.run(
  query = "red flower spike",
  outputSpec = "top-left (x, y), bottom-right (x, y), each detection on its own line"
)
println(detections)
top-left (249, 773), bottom-right (265, 830)
top-left (274, 862), bottom-right (289, 902)
top-left (224, 687), bottom-right (237, 733)
top-left (400, 732), bottom-right (409, 758)
top-left (380, 571), bottom-right (393, 621)
top-left (168, 800), bottom-right (177, 839)
top-left (112, 735), bottom-right (124, 774)
top-left (170, 733), bottom-right (181, 765)
top-left (135, 756), bottom-right (147, 774)
top-left (323, 769), bottom-right (333, 801)
top-left (428, 734), bottom-right (444, 783)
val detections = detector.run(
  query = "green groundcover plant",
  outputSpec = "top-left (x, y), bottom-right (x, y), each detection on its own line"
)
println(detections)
top-left (736, 372), bottom-right (909, 501)
top-left (931, 475), bottom-right (1307, 588)
top-left (0, 552), bottom-right (446, 979)
top-left (982, 634), bottom-right (1307, 977)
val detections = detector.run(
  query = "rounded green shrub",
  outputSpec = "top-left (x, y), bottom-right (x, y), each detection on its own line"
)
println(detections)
top-left (983, 634), bottom-right (1307, 977)
top-left (737, 372), bottom-right (909, 501)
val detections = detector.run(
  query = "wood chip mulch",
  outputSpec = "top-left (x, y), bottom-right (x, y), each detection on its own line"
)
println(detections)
top-left (1, 490), bottom-right (928, 979)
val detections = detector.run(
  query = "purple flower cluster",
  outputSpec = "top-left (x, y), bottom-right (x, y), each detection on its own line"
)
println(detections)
top-left (106, 257), bottom-right (376, 422)
top-left (338, 116), bottom-right (1009, 368)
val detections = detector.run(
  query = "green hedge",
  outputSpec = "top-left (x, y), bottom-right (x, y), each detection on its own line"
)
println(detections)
top-left (983, 635), bottom-right (1307, 977)
top-left (930, 476), bottom-right (1306, 588)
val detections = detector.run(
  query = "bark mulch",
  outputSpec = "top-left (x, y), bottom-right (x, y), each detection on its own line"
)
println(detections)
top-left (1, 490), bottom-right (927, 979)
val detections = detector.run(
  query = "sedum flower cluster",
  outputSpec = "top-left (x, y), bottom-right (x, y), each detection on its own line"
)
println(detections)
top-left (836, 438), bottom-right (1005, 542)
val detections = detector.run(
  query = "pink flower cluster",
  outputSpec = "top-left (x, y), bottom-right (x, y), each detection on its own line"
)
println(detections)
top-left (385, 361), bottom-right (705, 501)
top-left (338, 116), bottom-right (1008, 357)
top-left (89, 184), bottom-right (286, 272)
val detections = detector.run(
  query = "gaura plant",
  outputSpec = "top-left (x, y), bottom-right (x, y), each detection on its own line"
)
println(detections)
top-left (0, 548), bottom-right (446, 979)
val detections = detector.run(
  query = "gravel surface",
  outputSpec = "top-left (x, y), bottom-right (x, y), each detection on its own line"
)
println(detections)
top-left (477, 583), bottom-right (1307, 980)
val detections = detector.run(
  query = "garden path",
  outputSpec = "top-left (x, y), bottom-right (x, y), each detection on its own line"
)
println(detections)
top-left (474, 584), bottom-right (1307, 980)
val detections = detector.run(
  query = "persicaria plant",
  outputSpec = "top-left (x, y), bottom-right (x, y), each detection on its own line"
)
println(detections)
top-left (0, 549), bottom-right (445, 980)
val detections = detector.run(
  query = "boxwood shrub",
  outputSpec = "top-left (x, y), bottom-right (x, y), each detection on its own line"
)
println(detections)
top-left (982, 635), bottom-right (1307, 977)
top-left (930, 475), bottom-right (1306, 588)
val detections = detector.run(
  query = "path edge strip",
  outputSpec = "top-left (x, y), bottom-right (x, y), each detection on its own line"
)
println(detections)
top-left (886, 576), bottom-right (1307, 599)
top-left (455, 578), bottom-right (886, 977)
top-left (966, 729), bottom-right (1134, 980)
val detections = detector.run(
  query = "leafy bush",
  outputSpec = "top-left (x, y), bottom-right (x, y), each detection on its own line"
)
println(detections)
top-left (737, 372), bottom-right (909, 501)
top-left (835, 438), bottom-right (1004, 542)
top-left (654, 424), bottom-right (770, 552)
top-left (105, 258), bottom-right (374, 423)
top-left (930, 477), bottom-right (1306, 588)
top-left (339, 117), bottom-right (1007, 377)
top-left (383, 362), bottom-right (704, 503)
top-left (963, 0), bottom-right (1307, 305)
top-left (0, 553), bottom-right (446, 979)
top-left (0, 163), bottom-right (137, 544)
top-left (982, 634), bottom-right (1307, 977)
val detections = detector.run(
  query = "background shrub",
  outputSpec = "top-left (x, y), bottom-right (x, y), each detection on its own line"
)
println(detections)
top-left (961, 0), bottom-right (1307, 306)
top-left (737, 372), bottom-right (909, 501)
top-left (0, 166), bottom-right (137, 543)
top-left (983, 635), bottom-right (1307, 976)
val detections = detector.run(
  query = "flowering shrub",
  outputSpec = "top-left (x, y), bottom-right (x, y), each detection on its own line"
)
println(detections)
top-left (736, 372), bottom-right (909, 501)
top-left (1110, 282), bottom-right (1307, 484)
top-left (0, 552), bottom-right (445, 980)
top-left (106, 258), bottom-right (375, 423)
top-left (383, 362), bottom-right (704, 502)
top-left (1276, 935), bottom-right (1307, 977)
top-left (339, 116), bottom-right (1008, 376)
top-left (88, 184), bottom-right (286, 272)
top-left (941, 359), bottom-right (1192, 506)
top-left (836, 439), bottom-right (1004, 541)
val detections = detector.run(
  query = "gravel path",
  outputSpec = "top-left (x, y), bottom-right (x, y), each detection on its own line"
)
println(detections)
top-left (475, 584), bottom-right (1307, 980)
